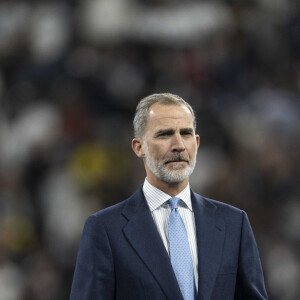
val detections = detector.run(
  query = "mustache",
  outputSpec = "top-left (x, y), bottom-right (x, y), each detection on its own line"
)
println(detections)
top-left (164, 155), bottom-right (189, 164)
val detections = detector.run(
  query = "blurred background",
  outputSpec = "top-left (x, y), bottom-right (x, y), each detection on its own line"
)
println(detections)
top-left (0, 0), bottom-right (299, 299)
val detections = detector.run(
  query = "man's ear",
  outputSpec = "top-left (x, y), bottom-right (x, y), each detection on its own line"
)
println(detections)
top-left (196, 134), bottom-right (200, 149)
top-left (132, 138), bottom-right (145, 158)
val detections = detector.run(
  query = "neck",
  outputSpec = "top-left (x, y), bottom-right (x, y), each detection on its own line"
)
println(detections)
top-left (146, 176), bottom-right (189, 197)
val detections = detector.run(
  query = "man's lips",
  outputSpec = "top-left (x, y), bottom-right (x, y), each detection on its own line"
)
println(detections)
top-left (164, 157), bottom-right (189, 164)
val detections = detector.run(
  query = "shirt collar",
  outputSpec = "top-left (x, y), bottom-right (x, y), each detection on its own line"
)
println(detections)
top-left (143, 178), bottom-right (193, 212)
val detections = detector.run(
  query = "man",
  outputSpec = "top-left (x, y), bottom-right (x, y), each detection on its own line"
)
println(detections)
top-left (70, 93), bottom-right (268, 299)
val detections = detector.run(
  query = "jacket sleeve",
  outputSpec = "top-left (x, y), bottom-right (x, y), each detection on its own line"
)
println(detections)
top-left (235, 211), bottom-right (268, 300)
top-left (70, 215), bottom-right (115, 300)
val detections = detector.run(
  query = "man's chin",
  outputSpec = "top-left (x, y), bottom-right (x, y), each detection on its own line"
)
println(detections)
top-left (159, 168), bottom-right (190, 183)
top-left (161, 175), bottom-right (189, 184)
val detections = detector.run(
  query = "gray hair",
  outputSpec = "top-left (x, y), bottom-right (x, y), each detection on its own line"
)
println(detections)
top-left (133, 93), bottom-right (196, 138)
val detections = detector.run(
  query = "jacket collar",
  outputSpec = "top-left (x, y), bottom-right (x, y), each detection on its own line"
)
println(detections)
top-left (122, 186), bottom-right (225, 300)
top-left (122, 186), bottom-right (184, 300)
top-left (191, 191), bottom-right (225, 300)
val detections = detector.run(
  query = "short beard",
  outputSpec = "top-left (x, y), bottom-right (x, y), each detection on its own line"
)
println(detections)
top-left (144, 143), bottom-right (197, 184)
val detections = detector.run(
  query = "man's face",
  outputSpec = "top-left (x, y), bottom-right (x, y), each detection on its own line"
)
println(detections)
top-left (141, 103), bottom-right (199, 185)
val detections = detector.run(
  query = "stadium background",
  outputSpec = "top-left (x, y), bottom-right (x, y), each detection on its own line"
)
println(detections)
top-left (0, 0), bottom-right (299, 299)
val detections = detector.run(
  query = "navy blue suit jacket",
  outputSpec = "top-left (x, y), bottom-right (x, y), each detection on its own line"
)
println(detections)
top-left (70, 186), bottom-right (268, 299)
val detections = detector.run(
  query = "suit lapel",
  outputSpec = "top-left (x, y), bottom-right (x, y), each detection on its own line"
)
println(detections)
top-left (122, 187), bottom-right (183, 300)
top-left (192, 192), bottom-right (225, 300)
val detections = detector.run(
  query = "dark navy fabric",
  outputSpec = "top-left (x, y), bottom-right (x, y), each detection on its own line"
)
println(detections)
top-left (70, 186), bottom-right (268, 300)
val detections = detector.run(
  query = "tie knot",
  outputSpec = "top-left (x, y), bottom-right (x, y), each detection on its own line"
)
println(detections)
top-left (169, 197), bottom-right (181, 210)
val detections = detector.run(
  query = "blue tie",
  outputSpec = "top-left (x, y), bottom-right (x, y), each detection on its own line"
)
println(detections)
top-left (168, 197), bottom-right (195, 300)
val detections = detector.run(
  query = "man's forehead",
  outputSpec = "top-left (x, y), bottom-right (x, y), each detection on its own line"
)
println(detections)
top-left (148, 103), bottom-right (192, 120)
top-left (144, 103), bottom-right (195, 136)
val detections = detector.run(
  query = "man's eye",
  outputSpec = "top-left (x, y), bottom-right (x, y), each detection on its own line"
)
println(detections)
top-left (157, 131), bottom-right (173, 137)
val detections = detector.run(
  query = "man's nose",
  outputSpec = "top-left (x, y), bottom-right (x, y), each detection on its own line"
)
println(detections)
top-left (171, 134), bottom-right (185, 152)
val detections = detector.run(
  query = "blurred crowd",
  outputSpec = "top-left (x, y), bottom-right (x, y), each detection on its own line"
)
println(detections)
top-left (0, 0), bottom-right (299, 299)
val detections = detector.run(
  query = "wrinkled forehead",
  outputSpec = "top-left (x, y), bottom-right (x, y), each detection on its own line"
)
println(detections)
top-left (146, 103), bottom-right (194, 130)
top-left (148, 103), bottom-right (191, 117)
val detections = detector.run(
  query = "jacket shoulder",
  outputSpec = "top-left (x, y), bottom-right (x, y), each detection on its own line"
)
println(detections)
top-left (208, 197), bottom-right (243, 214)
top-left (89, 185), bottom-right (145, 224)
top-left (193, 191), bottom-right (245, 223)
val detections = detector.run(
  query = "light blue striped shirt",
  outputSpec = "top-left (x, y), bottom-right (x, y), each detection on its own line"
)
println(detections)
top-left (143, 179), bottom-right (198, 291)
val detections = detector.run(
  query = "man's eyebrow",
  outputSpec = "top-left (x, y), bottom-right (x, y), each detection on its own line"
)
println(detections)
top-left (154, 128), bottom-right (194, 137)
top-left (154, 129), bottom-right (174, 136)
top-left (180, 128), bottom-right (194, 134)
